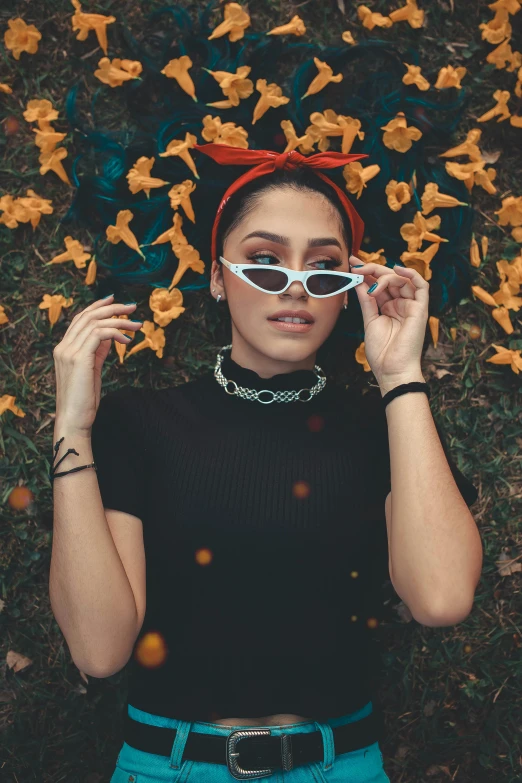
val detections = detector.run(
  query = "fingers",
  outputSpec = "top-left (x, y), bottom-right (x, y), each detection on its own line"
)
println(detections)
top-left (349, 259), bottom-right (428, 301)
top-left (62, 296), bottom-right (138, 346)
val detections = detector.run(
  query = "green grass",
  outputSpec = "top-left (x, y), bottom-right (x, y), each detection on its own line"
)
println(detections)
top-left (1, 1), bottom-right (521, 781)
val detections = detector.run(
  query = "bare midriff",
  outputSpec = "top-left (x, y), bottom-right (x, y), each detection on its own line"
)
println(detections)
top-left (211, 713), bottom-right (313, 727)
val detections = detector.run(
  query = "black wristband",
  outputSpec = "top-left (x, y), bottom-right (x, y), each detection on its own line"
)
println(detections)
top-left (382, 381), bottom-right (430, 408)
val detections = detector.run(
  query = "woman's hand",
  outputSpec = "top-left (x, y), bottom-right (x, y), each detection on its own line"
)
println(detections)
top-left (349, 256), bottom-right (429, 389)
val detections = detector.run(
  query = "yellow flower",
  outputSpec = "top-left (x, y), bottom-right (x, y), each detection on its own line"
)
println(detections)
top-left (267, 15), bottom-right (306, 36)
top-left (402, 63), bottom-right (430, 91)
top-left (511, 226), bottom-right (522, 241)
top-left (202, 115), bottom-right (249, 148)
top-left (343, 161), bottom-right (380, 199)
top-left (494, 195), bottom-right (522, 227)
top-left (477, 89), bottom-right (511, 122)
top-left (252, 79), bottom-right (290, 125)
top-left (381, 111), bottom-right (422, 152)
top-left (357, 6), bottom-right (393, 29)
top-left (46, 236), bottom-right (91, 268)
top-left (421, 182), bottom-right (467, 214)
top-left (400, 212), bottom-right (448, 251)
top-left (400, 242), bottom-right (440, 279)
top-left (94, 57), bottom-right (143, 87)
top-left (161, 55), bottom-right (197, 101)
top-left (510, 114), bottom-right (522, 126)
top-left (280, 120), bottom-right (316, 154)
top-left (0, 83), bottom-right (13, 94)
top-left (148, 212), bottom-right (188, 248)
top-left (438, 128), bottom-right (483, 162)
top-left (204, 65), bottom-right (254, 109)
top-left (33, 123), bottom-right (67, 154)
top-left (124, 320), bottom-right (166, 360)
top-left (168, 180), bottom-right (197, 223)
top-left (208, 3), bottom-right (251, 43)
top-left (126, 156), bottom-right (169, 198)
top-left (306, 110), bottom-right (364, 153)
top-left (444, 159), bottom-right (486, 191)
top-left (470, 236), bottom-right (481, 267)
top-left (302, 57), bottom-right (343, 99)
top-left (488, 0), bottom-right (521, 12)
top-left (16, 189), bottom-right (53, 229)
top-left (23, 98), bottom-right (59, 125)
top-left (169, 242), bottom-right (205, 289)
top-left (434, 65), bottom-right (467, 89)
top-left (4, 18), bottom-right (42, 60)
top-left (147, 287), bottom-right (186, 328)
top-left (385, 180), bottom-right (412, 211)
top-left (0, 195), bottom-right (32, 229)
top-left (39, 147), bottom-right (70, 185)
top-left (479, 8), bottom-right (512, 43)
top-left (486, 344), bottom-right (522, 374)
top-left (341, 30), bottom-right (356, 45)
top-left (474, 167), bottom-right (497, 194)
top-left (38, 293), bottom-right (74, 327)
top-left (486, 38), bottom-right (522, 70)
top-left (70, 0), bottom-right (116, 56)
top-left (389, 0), bottom-right (425, 28)
top-left (358, 248), bottom-right (387, 264)
top-left (106, 209), bottom-right (145, 258)
top-left (158, 132), bottom-right (199, 178)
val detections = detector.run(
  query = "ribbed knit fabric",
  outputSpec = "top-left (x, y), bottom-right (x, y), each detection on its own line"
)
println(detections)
top-left (90, 348), bottom-right (478, 723)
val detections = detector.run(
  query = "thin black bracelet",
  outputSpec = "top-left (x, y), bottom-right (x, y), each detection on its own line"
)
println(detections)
top-left (382, 381), bottom-right (430, 408)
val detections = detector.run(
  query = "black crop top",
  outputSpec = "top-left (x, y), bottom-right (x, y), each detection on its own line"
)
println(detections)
top-left (90, 352), bottom-right (479, 722)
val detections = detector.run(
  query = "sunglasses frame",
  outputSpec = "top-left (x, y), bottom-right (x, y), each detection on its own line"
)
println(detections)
top-left (218, 255), bottom-right (365, 298)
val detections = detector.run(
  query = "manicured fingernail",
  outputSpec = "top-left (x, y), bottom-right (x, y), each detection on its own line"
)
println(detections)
top-left (123, 301), bottom-right (137, 305)
top-left (352, 265), bottom-right (364, 268)
top-left (368, 283), bottom-right (378, 293)
top-left (103, 293), bottom-right (114, 298)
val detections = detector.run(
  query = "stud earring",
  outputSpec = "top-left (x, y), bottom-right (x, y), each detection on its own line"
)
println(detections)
top-left (343, 302), bottom-right (348, 309)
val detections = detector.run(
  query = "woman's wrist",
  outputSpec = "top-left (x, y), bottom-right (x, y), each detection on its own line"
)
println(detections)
top-left (377, 371), bottom-right (427, 397)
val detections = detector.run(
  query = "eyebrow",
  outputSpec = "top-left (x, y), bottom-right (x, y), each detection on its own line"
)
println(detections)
top-left (241, 230), bottom-right (342, 251)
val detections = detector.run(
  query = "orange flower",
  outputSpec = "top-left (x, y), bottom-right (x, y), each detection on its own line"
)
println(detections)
top-left (402, 63), bottom-right (430, 91)
top-left (204, 65), bottom-right (254, 109)
top-left (495, 195), bottom-right (522, 227)
top-left (479, 8), bottom-right (512, 43)
top-left (0, 305), bottom-right (9, 326)
top-left (421, 182), bottom-right (467, 214)
top-left (70, 0), bottom-right (116, 56)
top-left (510, 113), bottom-right (522, 126)
top-left (146, 212), bottom-right (187, 249)
top-left (39, 147), bottom-right (70, 185)
top-left (357, 6), bottom-right (393, 29)
top-left (306, 110), bottom-right (364, 153)
top-left (434, 65), bottom-right (467, 89)
top-left (46, 236), bottom-right (91, 268)
top-left (202, 115), bottom-right (249, 148)
top-left (486, 344), bottom-right (522, 374)
top-left (385, 180), bottom-right (412, 211)
top-left (477, 89), bottom-right (511, 122)
top-left (280, 120), bottom-right (316, 154)
top-left (486, 38), bottom-right (522, 70)
top-left (4, 18), bottom-right (42, 60)
top-left (126, 156), bottom-right (169, 198)
top-left (124, 320), bottom-right (166, 360)
top-left (168, 180), bottom-right (197, 223)
top-left (481, 236), bottom-right (489, 257)
top-left (474, 167), bottom-right (497, 194)
top-left (381, 111), bottom-right (422, 152)
top-left (302, 57), bottom-right (343, 99)
top-left (343, 161), bottom-right (380, 199)
top-left (267, 15), bottom-right (306, 36)
top-left (400, 212), bottom-right (448, 251)
top-left (147, 287), bottom-right (186, 328)
top-left (512, 227), bottom-right (522, 241)
top-left (38, 293), bottom-right (74, 327)
top-left (94, 57), bottom-right (143, 87)
top-left (0, 83), bottom-right (13, 94)
top-left (0, 195), bottom-right (32, 228)
top-left (33, 123), bottom-right (67, 154)
top-left (470, 236), bottom-right (481, 267)
top-left (355, 342), bottom-right (371, 373)
top-left (169, 242), bottom-right (205, 289)
top-left (161, 55), bottom-right (197, 101)
top-left (438, 128), bottom-right (483, 162)
top-left (252, 79), bottom-right (290, 124)
top-left (389, 0), bottom-right (424, 28)
top-left (488, 0), bottom-right (521, 13)
top-left (208, 3), bottom-right (251, 43)
top-left (16, 189), bottom-right (53, 229)
top-left (341, 30), bottom-right (356, 44)
top-left (445, 159), bottom-right (487, 191)
top-left (158, 132), bottom-right (199, 178)
top-left (400, 242), bottom-right (440, 279)
top-left (515, 65), bottom-right (522, 97)
top-left (358, 248), bottom-right (387, 264)
top-left (23, 98), bottom-right (59, 125)
top-left (106, 209), bottom-right (145, 258)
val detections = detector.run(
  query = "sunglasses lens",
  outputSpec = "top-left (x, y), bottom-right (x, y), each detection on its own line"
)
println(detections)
top-left (308, 273), bottom-right (351, 296)
top-left (243, 268), bottom-right (288, 292)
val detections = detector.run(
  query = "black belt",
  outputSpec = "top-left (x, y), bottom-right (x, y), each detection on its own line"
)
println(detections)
top-left (124, 709), bottom-right (384, 780)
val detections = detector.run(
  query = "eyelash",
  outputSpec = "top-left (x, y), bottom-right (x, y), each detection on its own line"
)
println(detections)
top-left (247, 252), bottom-right (342, 270)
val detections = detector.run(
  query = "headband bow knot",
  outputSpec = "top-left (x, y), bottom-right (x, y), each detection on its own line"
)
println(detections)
top-left (193, 143), bottom-right (368, 259)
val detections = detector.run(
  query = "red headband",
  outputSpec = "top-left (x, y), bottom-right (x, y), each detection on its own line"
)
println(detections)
top-left (193, 143), bottom-right (368, 259)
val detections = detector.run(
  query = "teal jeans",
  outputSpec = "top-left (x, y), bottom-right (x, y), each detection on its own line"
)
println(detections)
top-left (110, 700), bottom-right (390, 782)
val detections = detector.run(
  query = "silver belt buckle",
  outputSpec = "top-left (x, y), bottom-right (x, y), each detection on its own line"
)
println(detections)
top-left (226, 728), bottom-right (274, 779)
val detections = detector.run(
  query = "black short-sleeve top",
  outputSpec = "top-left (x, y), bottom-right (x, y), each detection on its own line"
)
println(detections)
top-left (90, 353), bottom-right (478, 722)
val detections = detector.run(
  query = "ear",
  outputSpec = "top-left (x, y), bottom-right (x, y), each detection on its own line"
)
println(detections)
top-left (210, 258), bottom-right (226, 299)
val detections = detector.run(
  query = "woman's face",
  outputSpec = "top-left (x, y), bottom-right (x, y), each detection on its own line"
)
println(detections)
top-left (211, 186), bottom-right (351, 377)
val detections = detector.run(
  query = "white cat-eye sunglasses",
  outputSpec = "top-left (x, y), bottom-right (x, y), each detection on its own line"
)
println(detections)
top-left (218, 255), bottom-right (365, 298)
